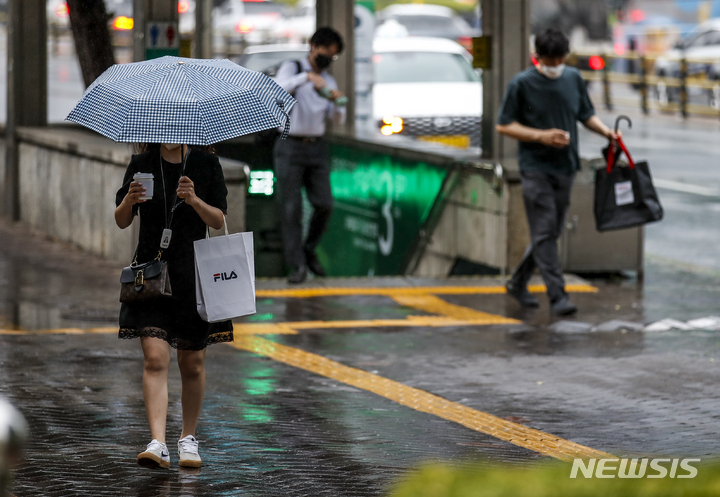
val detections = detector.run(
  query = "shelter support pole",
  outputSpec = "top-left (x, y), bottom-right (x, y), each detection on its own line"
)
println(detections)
top-left (316, 0), bottom-right (355, 134)
top-left (194, 0), bottom-right (212, 59)
top-left (480, 0), bottom-right (530, 164)
top-left (133, 0), bottom-right (180, 62)
top-left (481, 0), bottom-right (531, 163)
top-left (480, 0), bottom-right (530, 274)
top-left (5, 0), bottom-right (47, 220)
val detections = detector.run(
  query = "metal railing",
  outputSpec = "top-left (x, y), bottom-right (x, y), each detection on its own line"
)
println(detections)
top-left (570, 51), bottom-right (720, 119)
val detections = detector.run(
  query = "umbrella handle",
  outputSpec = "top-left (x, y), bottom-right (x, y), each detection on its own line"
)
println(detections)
top-left (614, 115), bottom-right (632, 134)
top-left (606, 136), bottom-right (636, 173)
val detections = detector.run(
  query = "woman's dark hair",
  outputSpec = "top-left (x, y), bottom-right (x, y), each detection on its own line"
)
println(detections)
top-left (135, 143), bottom-right (215, 154)
top-left (310, 27), bottom-right (344, 54)
top-left (535, 28), bottom-right (570, 58)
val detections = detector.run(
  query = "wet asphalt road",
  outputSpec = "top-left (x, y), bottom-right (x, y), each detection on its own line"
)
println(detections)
top-left (0, 33), bottom-right (719, 495)
top-left (1, 214), bottom-right (720, 496)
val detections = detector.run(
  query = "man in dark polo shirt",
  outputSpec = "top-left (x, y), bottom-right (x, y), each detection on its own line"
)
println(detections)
top-left (497, 28), bottom-right (619, 315)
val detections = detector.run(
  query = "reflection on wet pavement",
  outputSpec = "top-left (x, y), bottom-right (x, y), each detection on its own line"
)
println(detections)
top-left (2, 217), bottom-right (720, 495)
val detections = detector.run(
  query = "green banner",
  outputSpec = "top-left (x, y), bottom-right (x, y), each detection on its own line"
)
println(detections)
top-left (317, 144), bottom-right (447, 276)
top-left (145, 48), bottom-right (179, 60)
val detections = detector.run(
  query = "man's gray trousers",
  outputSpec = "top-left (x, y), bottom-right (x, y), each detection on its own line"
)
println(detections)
top-left (510, 170), bottom-right (574, 303)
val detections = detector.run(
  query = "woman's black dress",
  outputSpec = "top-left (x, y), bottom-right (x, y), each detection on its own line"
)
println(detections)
top-left (115, 147), bottom-right (234, 350)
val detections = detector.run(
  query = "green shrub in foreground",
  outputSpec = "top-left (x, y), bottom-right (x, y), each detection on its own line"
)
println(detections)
top-left (389, 461), bottom-right (720, 497)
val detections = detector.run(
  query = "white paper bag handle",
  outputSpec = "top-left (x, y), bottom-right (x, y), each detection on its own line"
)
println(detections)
top-left (205, 216), bottom-right (229, 239)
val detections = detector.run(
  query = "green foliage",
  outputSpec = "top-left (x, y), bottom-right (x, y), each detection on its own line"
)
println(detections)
top-left (273, 0), bottom-right (479, 14)
top-left (389, 461), bottom-right (720, 497)
top-left (374, 0), bottom-right (478, 13)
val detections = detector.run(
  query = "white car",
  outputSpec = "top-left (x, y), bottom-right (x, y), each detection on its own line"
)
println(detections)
top-left (180, 0), bottom-right (289, 45)
top-left (237, 44), bottom-right (310, 76)
top-left (373, 37), bottom-right (482, 149)
top-left (273, 0), bottom-right (316, 43)
top-left (376, 4), bottom-right (478, 53)
top-left (47, 0), bottom-right (69, 29)
top-left (214, 0), bottom-right (288, 44)
top-left (654, 19), bottom-right (720, 106)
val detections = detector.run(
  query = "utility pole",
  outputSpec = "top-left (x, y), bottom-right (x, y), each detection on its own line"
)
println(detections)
top-left (5, 0), bottom-right (47, 220)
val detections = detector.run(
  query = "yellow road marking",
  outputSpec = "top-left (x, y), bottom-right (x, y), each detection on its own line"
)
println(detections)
top-left (256, 284), bottom-right (597, 299)
top-left (233, 323), bottom-right (299, 335)
top-left (0, 327), bottom-right (119, 335)
top-left (1, 315), bottom-right (517, 336)
top-left (0, 295), bottom-right (520, 336)
top-left (87, 327), bottom-right (121, 334)
top-left (0, 329), bottom-right (25, 335)
top-left (391, 294), bottom-right (521, 324)
top-left (231, 335), bottom-right (613, 461)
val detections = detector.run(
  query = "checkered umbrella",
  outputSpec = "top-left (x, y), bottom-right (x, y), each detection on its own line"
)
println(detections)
top-left (66, 56), bottom-right (295, 145)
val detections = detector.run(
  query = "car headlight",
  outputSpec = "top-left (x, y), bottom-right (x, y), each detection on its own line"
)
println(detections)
top-left (380, 116), bottom-right (403, 135)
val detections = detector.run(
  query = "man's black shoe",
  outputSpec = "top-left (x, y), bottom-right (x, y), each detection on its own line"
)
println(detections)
top-left (304, 249), bottom-right (326, 277)
top-left (505, 282), bottom-right (540, 308)
top-left (287, 265), bottom-right (307, 284)
top-left (551, 297), bottom-right (578, 316)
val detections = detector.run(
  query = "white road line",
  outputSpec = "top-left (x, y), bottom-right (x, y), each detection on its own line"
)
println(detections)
top-left (654, 178), bottom-right (720, 198)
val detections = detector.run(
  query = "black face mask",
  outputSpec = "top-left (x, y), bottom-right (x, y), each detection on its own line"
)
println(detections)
top-left (315, 54), bottom-right (333, 70)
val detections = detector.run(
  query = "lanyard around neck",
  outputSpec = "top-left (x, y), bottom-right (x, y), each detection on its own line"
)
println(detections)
top-left (159, 145), bottom-right (188, 230)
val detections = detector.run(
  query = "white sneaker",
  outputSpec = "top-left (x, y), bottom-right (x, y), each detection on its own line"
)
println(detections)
top-left (178, 435), bottom-right (202, 468)
top-left (137, 439), bottom-right (170, 469)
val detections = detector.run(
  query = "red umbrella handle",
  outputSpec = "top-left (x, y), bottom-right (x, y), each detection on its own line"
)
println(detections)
top-left (606, 136), bottom-right (636, 173)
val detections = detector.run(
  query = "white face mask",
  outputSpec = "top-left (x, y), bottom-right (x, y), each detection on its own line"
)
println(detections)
top-left (162, 143), bottom-right (181, 150)
top-left (541, 64), bottom-right (565, 80)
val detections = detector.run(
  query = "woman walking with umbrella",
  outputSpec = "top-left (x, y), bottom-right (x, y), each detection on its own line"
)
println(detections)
top-left (114, 141), bottom-right (229, 468)
top-left (67, 57), bottom-right (295, 468)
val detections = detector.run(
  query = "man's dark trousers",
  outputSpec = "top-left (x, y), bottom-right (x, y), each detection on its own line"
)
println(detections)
top-left (510, 170), bottom-right (574, 303)
top-left (274, 137), bottom-right (334, 271)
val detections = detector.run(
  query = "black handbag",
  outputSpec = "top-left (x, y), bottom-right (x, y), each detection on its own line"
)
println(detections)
top-left (594, 136), bottom-right (663, 232)
top-left (119, 254), bottom-right (172, 303)
top-left (119, 151), bottom-right (186, 304)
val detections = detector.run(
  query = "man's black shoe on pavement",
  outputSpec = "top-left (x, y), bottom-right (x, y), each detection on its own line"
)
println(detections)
top-left (551, 297), bottom-right (578, 316)
top-left (287, 265), bottom-right (307, 284)
top-left (505, 281), bottom-right (540, 308)
top-left (304, 249), bottom-right (326, 277)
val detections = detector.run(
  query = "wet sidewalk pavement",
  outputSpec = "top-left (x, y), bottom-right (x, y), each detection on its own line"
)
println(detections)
top-left (1, 217), bottom-right (720, 496)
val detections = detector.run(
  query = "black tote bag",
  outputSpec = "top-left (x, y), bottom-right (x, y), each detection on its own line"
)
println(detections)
top-left (594, 136), bottom-right (663, 232)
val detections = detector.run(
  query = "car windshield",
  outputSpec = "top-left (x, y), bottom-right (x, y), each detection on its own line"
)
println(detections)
top-left (390, 15), bottom-right (463, 38)
top-left (375, 51), bottom-right (479, 84)
top-left (244, 1), bottom-right (287, 15)
top-left (240, 51), bottom-right (308, 72)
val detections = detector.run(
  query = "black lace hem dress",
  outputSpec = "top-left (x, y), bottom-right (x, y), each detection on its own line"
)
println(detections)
top-left (115, 147), bottom-right (234, 351)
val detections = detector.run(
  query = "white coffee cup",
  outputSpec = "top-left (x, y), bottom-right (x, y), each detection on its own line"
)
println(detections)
top-left (133, 172), bottom-right (154, 200)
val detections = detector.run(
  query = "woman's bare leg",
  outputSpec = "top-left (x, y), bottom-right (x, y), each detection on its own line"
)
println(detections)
top-left (177, 348), bottom-right (206, 438)
top-left (140, 337), bottom-right (171, 443)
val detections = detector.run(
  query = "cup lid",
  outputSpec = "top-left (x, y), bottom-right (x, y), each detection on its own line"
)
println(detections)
top-left (133, 172), bottom-right (154, 178)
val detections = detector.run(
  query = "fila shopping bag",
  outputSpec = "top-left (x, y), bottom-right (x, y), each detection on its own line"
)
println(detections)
top-left (594, 135), bottom-right (663, 232)
top-left (194, 220), bottom-right (256, 323)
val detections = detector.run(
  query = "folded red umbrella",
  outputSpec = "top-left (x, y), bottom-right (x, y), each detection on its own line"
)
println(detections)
top-left (593, 117), bottom-right (664, 232)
